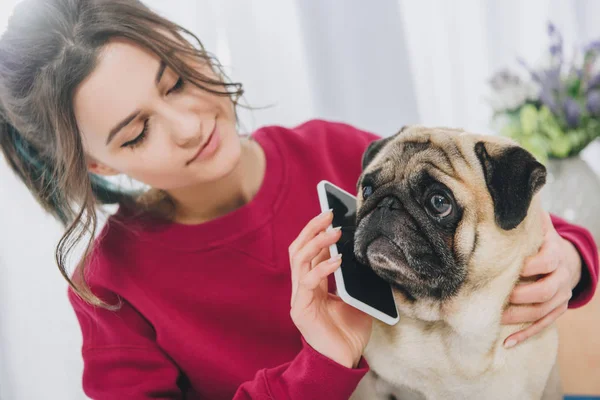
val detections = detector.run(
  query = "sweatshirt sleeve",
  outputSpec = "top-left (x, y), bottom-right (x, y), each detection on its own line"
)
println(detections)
top-left (234, 336), bottom-right (369, 399)
top-left (70, 288), bottom-right (369, 400)
top-left (551, 214), bottom-right (599, 308)
top-left (69, 288), bottom-right (184, 400)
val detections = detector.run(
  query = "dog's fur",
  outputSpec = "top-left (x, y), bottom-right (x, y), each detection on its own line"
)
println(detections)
top-left (349, 126), bottom-right (561, 400)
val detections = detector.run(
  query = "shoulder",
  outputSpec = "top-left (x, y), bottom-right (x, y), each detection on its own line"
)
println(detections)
top-left (67, 212), bottom-right (156, 346)
top-left (256, 118), bottom-right (380, 147)
top-left (255, 119), bottom-right (381, 164)
top-left (253, 119), bottom-right (383, 196)
top-left (69, 209), bottom-right (138, 298)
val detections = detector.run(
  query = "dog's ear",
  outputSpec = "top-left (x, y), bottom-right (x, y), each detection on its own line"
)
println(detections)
top-left (475, 142), bottom-right (546, 230)
top-left (362, 126), bottom-right (407, 170)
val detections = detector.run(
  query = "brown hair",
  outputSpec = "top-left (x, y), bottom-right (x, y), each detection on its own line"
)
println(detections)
top-left (0, 0), bottom-right (243, 308)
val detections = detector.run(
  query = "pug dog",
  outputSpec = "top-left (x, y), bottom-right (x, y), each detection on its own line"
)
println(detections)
top-left (349, 126), bottom-right (561, 400)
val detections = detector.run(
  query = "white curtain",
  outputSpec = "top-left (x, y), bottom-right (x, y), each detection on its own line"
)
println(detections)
top-left (0, 1), bottom-right (598, 398)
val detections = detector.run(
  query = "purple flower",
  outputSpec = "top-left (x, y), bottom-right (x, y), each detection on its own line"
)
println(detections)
top-left (588, 73), bottom-right (600, 90)
top-left (542, 68), bottom-right (562, 90)
top-left (564, 98), bottom-right (581, 128)
top-left (587, 91), bottom-right (600, 115)
top-left (547, 22), bottom-right (563, 61)
top-left (518, 57), bottom-right (542, 83)
top-left (540, 88), bottom-right (559, 115)
top-left (584, 40), bottom-right (600, 54)
top-left (550, 44), bottom-right (562, 56)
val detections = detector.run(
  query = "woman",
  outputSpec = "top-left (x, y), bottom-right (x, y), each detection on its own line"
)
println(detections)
top-left (0, 0), bottom-right (597, 398)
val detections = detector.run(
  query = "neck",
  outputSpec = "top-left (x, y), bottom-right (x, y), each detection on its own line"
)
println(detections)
top-left (166, 137), bottom-right (266, 225)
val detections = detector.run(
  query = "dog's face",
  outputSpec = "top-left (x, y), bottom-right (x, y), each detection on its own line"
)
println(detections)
top-left (355, 126), bottom-right (547, 305)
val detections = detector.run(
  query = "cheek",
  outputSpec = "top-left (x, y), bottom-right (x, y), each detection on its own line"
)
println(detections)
top-left (119, 123), bottom-right (242, 190)
top-left (110, 135), bottom-right (179, 186)
top-left (118, 150), bottom-right (177, 188)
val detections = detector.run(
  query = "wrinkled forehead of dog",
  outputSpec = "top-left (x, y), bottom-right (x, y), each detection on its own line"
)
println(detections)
top-left (358, 125), bottom-right (548, 231)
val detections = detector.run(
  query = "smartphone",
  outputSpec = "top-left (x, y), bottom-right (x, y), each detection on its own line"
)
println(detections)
top-left (317, 180), bottom-right (399, 326)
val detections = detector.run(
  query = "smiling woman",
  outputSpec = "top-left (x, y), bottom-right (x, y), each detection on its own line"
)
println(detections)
top-left (75, 38), bottom-right (242, 197)
top-left (0, 0), bottom-right (243, 307)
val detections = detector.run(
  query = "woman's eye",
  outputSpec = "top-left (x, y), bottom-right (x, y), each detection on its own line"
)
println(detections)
top-left (362, 185), bottom-right (374, 199)
top-left (427, 193), bottom-right (452, 217)
top-left (167, 77), bottom-right (185, 95)
top-left (121, 120), bottom-right (149, 149)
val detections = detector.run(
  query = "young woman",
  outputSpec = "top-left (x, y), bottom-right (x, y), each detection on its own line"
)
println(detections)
top-left (0, 1), bottom-right (597, 399)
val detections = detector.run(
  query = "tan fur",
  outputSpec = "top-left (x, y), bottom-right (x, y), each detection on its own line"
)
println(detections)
top-left (351, 126), bottom-right (560, 400)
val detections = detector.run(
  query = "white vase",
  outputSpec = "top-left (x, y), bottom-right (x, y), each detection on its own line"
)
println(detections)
top-left (540, 155), bottom-right (600, 242)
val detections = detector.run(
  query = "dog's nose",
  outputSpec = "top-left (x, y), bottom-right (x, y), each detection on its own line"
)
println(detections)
top-left (377, 196), bottom-right (402, 211)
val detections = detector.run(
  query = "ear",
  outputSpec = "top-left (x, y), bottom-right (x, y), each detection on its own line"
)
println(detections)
top-left (361, 126), bottom-right (406, 170)
top-left (87, 157), bottom-right (120, 176)
top-left (475, 142), bottom-right (546, 230)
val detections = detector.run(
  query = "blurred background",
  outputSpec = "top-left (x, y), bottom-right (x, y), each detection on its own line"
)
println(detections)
top-left (0, 0), bottom-right (599, 398)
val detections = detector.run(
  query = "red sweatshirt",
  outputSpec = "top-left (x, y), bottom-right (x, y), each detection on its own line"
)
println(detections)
top-left (69, 120), bottom-right (599, 400)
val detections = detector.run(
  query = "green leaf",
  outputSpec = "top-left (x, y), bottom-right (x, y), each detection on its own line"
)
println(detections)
top-left (568, 78), bottom-right (582, 97)
top-left (499, 117), bottom-right (524, 139)
top-left (519, 104), bottom-right (539, 136)
top-left (521, 137), bottom-right (548, 164)
top-left (587, 119), bottom-right (600, 140)
top-left (568, 129), bottom-right (583, 149)
top-left (538, 106), bottom-right (563, 139)
top-left (549, 136), bottom-right (571, 158)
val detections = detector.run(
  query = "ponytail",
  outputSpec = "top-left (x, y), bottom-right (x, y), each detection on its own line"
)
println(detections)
top-left (1, 116), bottom-right (137, 226)
top-left (0, 117), bottom-right (70, 224)
top-left (1, 114), bottom-right (130, 309)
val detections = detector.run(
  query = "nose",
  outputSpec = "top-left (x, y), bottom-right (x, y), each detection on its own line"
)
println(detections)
top-left (162, 105), bottom-right (202, 147)
top-left (377, 196), bottom-right (402, 211)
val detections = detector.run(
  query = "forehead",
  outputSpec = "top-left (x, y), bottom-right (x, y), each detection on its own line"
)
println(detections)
top-left (73, 39), bottom-right (160, 144)
top-left (368, 128), bottom-right (475, 181)
top-left (359, 127), bottom-right (494, 208)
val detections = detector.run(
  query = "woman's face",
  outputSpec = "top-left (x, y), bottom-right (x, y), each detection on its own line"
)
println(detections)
top-left (73, 38), bottom-right (241, 190)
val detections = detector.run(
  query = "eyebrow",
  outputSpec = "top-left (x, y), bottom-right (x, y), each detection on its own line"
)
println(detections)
top-left (105, 60), bottom-right (167, 145)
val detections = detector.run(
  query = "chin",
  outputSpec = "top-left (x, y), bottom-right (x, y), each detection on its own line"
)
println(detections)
top-left (209, 129), bottom-right (243, 179)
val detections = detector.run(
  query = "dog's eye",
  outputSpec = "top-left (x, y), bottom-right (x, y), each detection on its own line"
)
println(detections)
top-left (362, 185), bottom-right (374, 199)
top-left (428, 193), bottom-right (452, 217)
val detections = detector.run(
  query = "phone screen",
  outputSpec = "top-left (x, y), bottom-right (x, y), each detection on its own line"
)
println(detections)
top-left (323, 182), bottom-right (398, 320)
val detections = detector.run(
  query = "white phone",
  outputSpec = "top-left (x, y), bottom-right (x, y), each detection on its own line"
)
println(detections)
top-left (317, 180), bottom-right (399, 326)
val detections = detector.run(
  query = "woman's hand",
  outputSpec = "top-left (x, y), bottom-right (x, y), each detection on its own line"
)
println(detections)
top-left (502, 211), bottom-right (582, 348)
top-left (288, 209), bottom-right (373, 368)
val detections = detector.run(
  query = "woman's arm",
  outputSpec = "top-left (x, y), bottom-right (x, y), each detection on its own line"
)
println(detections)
top-left (70, 285), bottom-right (369, 400)
top-left (552, 214), bottom-right (599, 308)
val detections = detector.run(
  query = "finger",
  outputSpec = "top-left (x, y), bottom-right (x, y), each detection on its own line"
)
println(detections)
top-left (503, 287), bottom-right (571, 324)
top-left (288, 210), bottom-right (333, 304)
top-left (294, 254), bottom-right (342, 309)
top-left (290, 228), bottom-right (341, 306)
top-left (503, 302), bottom-right (568, 348)
top-left (312, 248), bottom-right (331, 295)
top-left (540, 210), bottom-right (553, 233)
top-left (293, 227), bottom-right (341, 276)
top-left (520, 241), bottom-right (558, 277)
top-left (312, 247), bottom-right (331, 269)
top-left (288, 210), bottom-right (333, 257)
top-left (509, 268), bottom-right (562, 304)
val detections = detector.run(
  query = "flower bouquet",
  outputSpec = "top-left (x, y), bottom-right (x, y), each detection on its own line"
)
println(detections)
top-left (488, 23), bottom-right (600, 164)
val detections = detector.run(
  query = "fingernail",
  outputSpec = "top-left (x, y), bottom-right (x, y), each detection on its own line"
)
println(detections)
top-left (504, 339), bottom-right (517, 349)
top-left (328, 254), bottom-right (342, 263)
top-left (328, 226), bottom-right (342, 234)
top-left (320, 209), bottom-right (333, 218)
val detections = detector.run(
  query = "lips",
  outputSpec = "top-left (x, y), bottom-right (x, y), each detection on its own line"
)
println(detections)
top-left (186, 121), bottom-right (217, 165)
